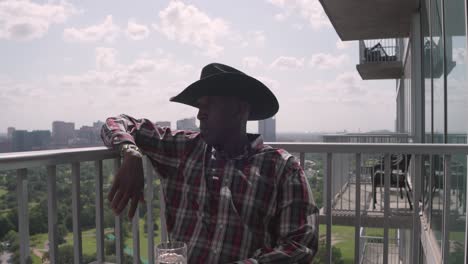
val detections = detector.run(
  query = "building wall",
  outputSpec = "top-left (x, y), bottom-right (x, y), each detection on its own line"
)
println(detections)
top-left (396, 0), bottom-right (467, 262)
top-left (418, 0), bottom-right (468, 262)
top-left (258, 117), bottom-right (276, 142)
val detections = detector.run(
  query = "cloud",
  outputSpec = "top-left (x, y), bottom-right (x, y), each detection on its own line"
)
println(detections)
top-left (336, 40), bottom-right (353, 50)
top-left (0, 0), bottom-right (77, 41)
top-left (64, 15), bottom-right (119, 43)
top-left (453, 48), bottom-right (466, 65)
top-left (270, 56), bottom-right (305, 70)
top-left (309, 53), bottom-right (349, 69)
top-left (242, 56), bottom-right (264, 69)
top-left (301, 71), bottom-right (393, 105)
top-left (266, 0), bottom-right (331, 30)
top-left (153, 1), bottom-right (229, 57)
top-left (62, 48), bottom-right (194, 89)
top-left (125, 20), bottom-right (150, 40)
top-left (246, 31), bottom-right (266, 47)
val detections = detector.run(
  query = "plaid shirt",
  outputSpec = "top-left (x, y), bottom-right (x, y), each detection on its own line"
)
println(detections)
top-left (102, 114), bottom-right (319, 263)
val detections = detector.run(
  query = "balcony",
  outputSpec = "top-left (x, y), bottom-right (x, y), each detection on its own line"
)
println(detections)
top-left (1, 141), bottom-right (467, 263)
top-left (357, 39), bottom-right (404, 80)
top-left (319, 0), bottom-right (419, 41)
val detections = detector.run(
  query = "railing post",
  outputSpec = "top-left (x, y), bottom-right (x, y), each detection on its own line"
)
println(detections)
top-left (354, 154), bottom-right (362, 264)
top-left (325, 153), bottom-right (333, 264)
top-left (114, 158), bottom-right (124, 264)
top-left (144, 157), bottom-right (155, 264)
top-left (412, 154), bottom-right (422, 264)
top-left (47, 165), bottom-right (58, 264)
top-left (132, 206), bottom-right (140, 264)
top-left (16, 168), bottom-right (29, 264)
top-left (442, 155), bottom-right (451, 264)
top-left (71, 162), bottom-right (83, 264)
top-left (95, 160), bottom-right (105, 263)
top-left (383, 154), bottom-right (390, 264)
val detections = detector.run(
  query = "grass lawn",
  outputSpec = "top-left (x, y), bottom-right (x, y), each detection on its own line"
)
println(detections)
top-left (124, 218), bottom-right (162, 262)
top-left (30, 217), bottom-right (162, 262)
top-left (31, 253), bottom-right (42, 264)
top-left (326, 225), bottom-right (355, 264)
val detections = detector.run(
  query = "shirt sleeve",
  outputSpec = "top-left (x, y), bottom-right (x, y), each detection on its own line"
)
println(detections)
top-left (100, 114), bottom-right (200, 174)
top-left (234, 157), bottom-right (319, 264)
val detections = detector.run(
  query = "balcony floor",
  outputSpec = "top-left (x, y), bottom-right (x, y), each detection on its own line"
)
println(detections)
top-left (321, 182), bottom-right (413, 228)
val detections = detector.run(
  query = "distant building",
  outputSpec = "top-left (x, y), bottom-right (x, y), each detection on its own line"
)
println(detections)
top-left (176, 117), bottom-right (199, 131)
top-left (12, 130), bottom-right (51, 152)
top-left (155, 121), bottom-right (171, 128)
top-left (52, 121), bottom-right (75, 146)
top-left (258, 117), bottom-right (276, 142)
top-left (7, 127), bottom-right (15, 139)
top-left (93, 120), bottom-right (105, 130)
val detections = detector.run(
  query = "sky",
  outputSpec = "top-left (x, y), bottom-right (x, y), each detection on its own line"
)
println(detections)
top-left (0, 0), bottom-right (397, 133)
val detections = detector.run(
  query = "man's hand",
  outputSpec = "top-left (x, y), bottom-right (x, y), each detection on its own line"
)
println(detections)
top-left (108, 151), bottom-right (145, 219)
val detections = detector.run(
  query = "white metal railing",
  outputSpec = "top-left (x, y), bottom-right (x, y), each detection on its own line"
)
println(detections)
top-left (1, 143), bottom-right (468, 264)
top-left (359, 38), bottom-right (403, 64)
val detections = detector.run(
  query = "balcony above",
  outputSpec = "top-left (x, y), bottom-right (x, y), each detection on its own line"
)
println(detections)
top-left (319, 0), bottom-right (419, 41)
top-left (357, 38), bottom-right (404, 80)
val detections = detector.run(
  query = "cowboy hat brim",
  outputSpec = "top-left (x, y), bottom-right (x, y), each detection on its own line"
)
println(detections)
top-left (170, 72), bottom-right (279, 120)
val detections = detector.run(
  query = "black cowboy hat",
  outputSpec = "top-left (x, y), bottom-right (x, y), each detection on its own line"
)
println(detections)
top-left (170, 63), bottom-right (279, 120)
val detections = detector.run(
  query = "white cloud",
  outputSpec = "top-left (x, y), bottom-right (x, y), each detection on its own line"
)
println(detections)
top-left (248, 30), bottom-right (266, 47)
top-left (301, 71), bottom-right (393, 105)
top-left (267, 0), bottom-right (331, 30)
top-left (310, 53), bottom-right (349, 69)
top-left (242, 56), bottom-right (264, 69)
top-left (453, 48), bottom-right (466, 65)
top-left (64, 15), bottom-right (120, 43)
top-left (62, 48), bottom-right (194, 89)
top-left (125, 20), bottom-right (150, 40)
top-left (153, 1), bottom-right (229, 57)
top-left (336, 40), bottom-right (353, 50)
top-left (0, 0), bottom-right (76, 41)
top-left (270, 56), bottom-right (305, 70)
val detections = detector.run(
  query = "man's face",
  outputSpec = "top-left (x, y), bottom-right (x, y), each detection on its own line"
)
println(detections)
top-left (196, 96), bottom-right (244, 146)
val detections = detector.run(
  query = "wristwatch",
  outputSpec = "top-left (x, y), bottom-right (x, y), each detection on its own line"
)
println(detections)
top-left (120, 144), bottom-right (143, 158)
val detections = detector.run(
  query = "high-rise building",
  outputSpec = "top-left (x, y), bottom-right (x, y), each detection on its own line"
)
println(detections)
top-left (176, 117), bottom-right (198, 131)
top-left (93, 120), bottom-right (104, 130)
top-left (11, 130), bottom-right (51, 152)
top-left (11, 130), bottom-right (28, 152)
top-left (155, 121), bottom-right (171, 128)
top-left (7, 127), bottom-right (15, 139)
top-left (52, 121), bottom-right (75, 146)
top-left (319, 0), bottom-right (468, 262)
top-left (258, 117), bottom-right (276, 142)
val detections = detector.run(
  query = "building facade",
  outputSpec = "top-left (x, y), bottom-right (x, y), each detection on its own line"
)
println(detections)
top-left (258, 117), bottom-right (276, 142)
top-left (176, 117), bottom-right (198, 131)
top-left (52, 121), bottom-right (75, 146)
top-left (319, 0), bottom-right (467, 262)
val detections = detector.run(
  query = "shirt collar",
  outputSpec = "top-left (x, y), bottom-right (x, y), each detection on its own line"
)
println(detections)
top-left (209, 133), bottom-right (264, 160)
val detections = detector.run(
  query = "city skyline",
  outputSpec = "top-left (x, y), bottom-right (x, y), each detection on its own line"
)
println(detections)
top-left (1, 0), bottom-right (397, 133)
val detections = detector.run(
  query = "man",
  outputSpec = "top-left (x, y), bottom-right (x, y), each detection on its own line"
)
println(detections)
top-left (102, 63), bottom-right (319, 263)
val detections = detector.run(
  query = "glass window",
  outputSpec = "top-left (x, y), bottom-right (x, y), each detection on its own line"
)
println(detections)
top-left (430, 0), bottom-right (444, 245)
top-left (445, 0), bottom-right (467, 262)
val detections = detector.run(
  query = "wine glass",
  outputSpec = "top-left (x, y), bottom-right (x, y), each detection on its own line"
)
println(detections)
top-left (155, 241), bottom-right (187, 264)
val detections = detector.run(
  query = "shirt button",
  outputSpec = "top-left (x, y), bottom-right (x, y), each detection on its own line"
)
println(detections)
top-left (213, 249), bottom-right (217, 253)
top-left (218, 224), bottom-right (224, 230)
top-left (211, 168), bottom-right (216, 173)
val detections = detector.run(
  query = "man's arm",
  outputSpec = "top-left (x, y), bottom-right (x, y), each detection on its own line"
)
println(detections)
top-left (235, 158), bottom-right (319, 264)
top-left (101, 114), bottom-right (199, 218)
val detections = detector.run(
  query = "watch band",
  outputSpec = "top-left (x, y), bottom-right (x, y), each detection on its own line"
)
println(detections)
top-left (120, 144), bottom-right (143, 158)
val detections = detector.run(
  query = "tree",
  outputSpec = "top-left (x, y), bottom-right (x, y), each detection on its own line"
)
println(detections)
top-left (0, 215), bottom-right (14, 240)
top-left (312, 238), bottom-right (344, 264)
